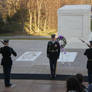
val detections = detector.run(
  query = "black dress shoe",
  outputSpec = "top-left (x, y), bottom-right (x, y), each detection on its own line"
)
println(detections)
top-left (50, 75), bottom-right (56, 78)
top-left (5, 84), bottom-right (16, 88)
top-left (54, 74), bottom-right (56, 77)
top-left (50, 75), bottom-right (53, 78)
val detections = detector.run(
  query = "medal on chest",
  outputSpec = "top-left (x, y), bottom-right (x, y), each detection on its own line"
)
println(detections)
top-left (54, 44), bottom-right (57, 47)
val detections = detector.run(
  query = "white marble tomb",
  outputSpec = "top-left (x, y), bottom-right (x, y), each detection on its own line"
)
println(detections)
top-left (58, 5), bottom-right (92, 49)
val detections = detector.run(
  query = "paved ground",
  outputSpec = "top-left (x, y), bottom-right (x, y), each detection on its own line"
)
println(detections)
top-left (0, 80), bottom-right (66, 92)
top-left (0, 40), bottom-right (88, 75)
top-left (0, 80), bottom-right (88, 92)
top-left (0, 40), bottom-right (89, 92)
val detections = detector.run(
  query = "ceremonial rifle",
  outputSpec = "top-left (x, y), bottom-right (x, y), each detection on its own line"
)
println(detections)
top-left (80, 39), bottom-right (91, 48)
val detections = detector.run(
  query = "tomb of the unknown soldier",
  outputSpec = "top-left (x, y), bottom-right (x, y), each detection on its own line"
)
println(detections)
top-left (58, 5), bottom-right (92, 49)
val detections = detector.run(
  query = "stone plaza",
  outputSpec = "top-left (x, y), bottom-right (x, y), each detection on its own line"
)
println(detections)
top-left (0, 40), bottom-right (87, 74)
top-left (0, 40), bottom-right (89, 92)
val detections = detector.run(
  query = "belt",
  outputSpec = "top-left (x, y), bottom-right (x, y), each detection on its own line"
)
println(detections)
top-left (88, 59), bottom-right (92, 61)
top-left (49, 50), bottom-right (58, 52)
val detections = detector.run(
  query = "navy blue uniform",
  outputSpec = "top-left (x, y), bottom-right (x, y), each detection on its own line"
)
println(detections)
top-left (84, 48), bottom-right (92, 84)
top-left (47, 40), bottom-right (60, 77)
top-left (0, 46), bottom-right (17, 87)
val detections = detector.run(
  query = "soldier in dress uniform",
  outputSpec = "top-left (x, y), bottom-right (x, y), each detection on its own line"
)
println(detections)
top-left (47, 34), bottom-right (60, 78)
top-left (84, 41), bottom-right (92, 84)
top-left (0, 40), bottom-right (17, 87)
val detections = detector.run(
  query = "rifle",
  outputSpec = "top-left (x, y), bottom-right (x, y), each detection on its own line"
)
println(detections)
top-left (0, 40), bottom-right (3, 44)
top-left (80, 39), bottom-right (91, 48)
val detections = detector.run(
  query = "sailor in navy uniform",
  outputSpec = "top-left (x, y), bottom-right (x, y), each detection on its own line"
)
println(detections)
top-left (0, 40), bottom-right (17, 87)
top-left (47, 34), bottom-right (60, 78)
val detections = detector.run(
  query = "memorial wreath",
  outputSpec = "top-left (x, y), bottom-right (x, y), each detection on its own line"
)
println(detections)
top-left (57, 35), bottom-right (67, 48)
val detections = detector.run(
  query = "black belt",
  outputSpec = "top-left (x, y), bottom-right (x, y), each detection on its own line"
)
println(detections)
top-left (49, 50), bottom-right (58, 52)
top-left (88, 59), bottom-right (92, 61)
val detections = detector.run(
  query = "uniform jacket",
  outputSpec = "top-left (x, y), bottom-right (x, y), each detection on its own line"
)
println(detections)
top-left (47, 40), bottom-right (60, 59)
top-left (84, 48), bottom-right (92, 69)
top-left (0, 46), bottom-right (17, 66)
